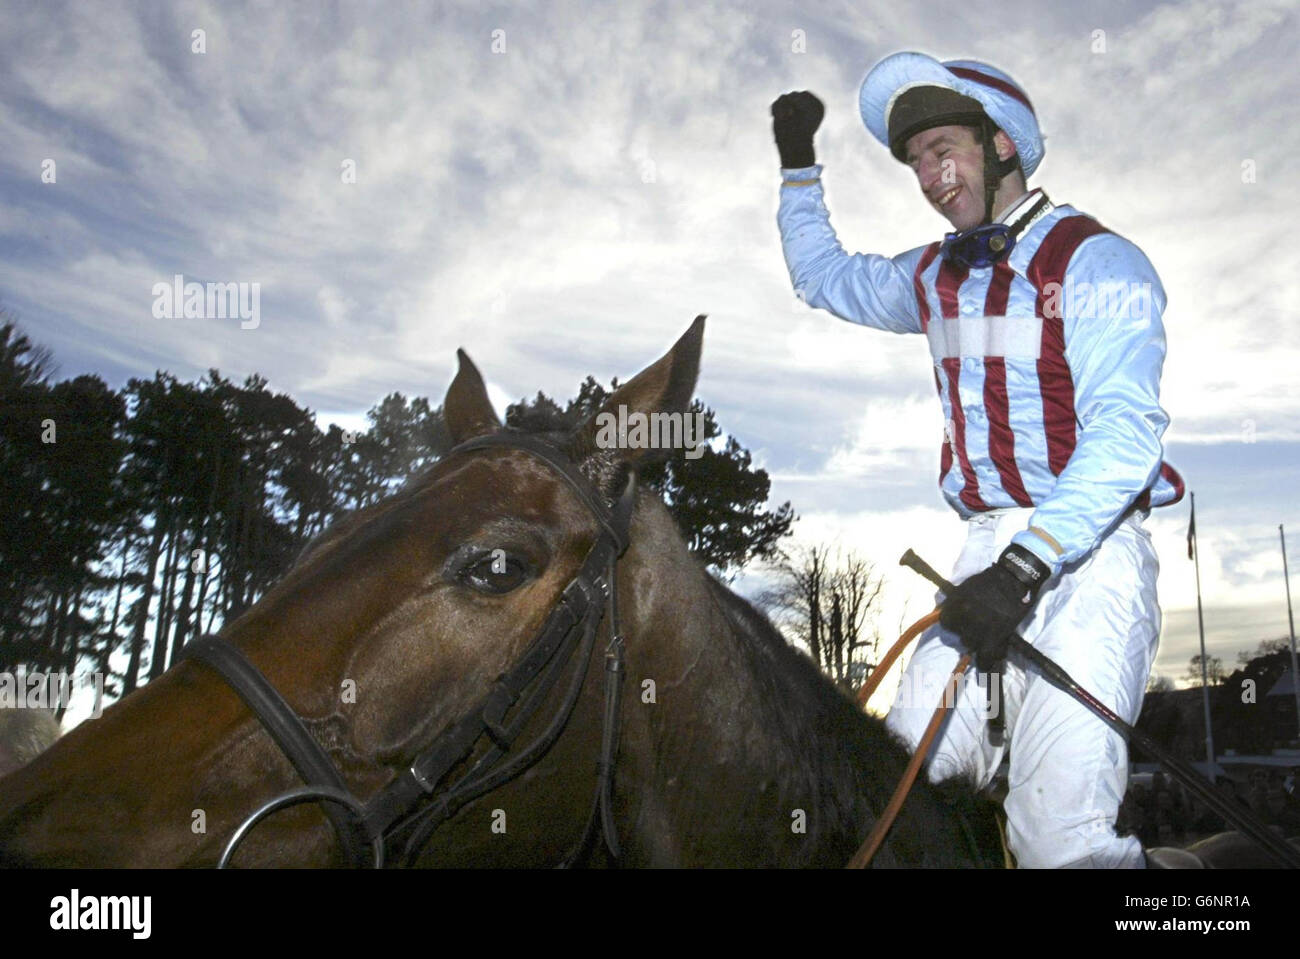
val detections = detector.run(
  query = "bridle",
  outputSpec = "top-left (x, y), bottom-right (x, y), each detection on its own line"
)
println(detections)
top-left (183, 431), bottom-right (638, 868)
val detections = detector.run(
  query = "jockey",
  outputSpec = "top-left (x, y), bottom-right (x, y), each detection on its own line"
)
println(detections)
top-left (771, 51), bottom-right (1184, 868)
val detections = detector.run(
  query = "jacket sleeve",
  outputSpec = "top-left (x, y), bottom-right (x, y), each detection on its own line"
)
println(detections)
top-left (777, 164), bottom-right (925, 335)
top-left (1010, 232), bottom-right (1171, 571)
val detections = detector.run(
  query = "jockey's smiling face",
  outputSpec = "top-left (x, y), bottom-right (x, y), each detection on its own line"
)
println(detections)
top-left (905, 124), bottom-right (1019, 232)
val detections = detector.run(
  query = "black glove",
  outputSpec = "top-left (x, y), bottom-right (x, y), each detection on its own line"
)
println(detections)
top-left (771, 91), bottom-right (824, 169)
top-left (938, 543), bottom-right (1051, 672)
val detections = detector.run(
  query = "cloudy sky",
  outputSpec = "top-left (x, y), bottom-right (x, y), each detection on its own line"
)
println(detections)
top-left (2, 0), bottom-right (1298, 695)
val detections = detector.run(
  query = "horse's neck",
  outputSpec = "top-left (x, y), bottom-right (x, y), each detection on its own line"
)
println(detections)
top-left (615, 497), bottom-right (993, 867)
top-left (615, 501), bottom-right (888, 865)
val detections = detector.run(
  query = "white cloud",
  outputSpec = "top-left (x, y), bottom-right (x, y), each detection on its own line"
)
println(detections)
top-left (2, 0), bottom-right (1297, 686)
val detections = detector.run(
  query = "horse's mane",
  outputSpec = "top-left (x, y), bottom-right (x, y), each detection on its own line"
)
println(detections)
top-left (702, 573), bottom-right (999, 867)
top-left (702, 577), bottom-right (901, 836)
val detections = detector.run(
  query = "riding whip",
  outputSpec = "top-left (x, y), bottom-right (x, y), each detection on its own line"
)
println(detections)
top-left (899, 548), bottom-right (1300, 869)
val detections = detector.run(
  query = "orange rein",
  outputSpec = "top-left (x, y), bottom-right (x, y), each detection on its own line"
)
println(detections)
top-left (847, 608), bottom-right (970, 869)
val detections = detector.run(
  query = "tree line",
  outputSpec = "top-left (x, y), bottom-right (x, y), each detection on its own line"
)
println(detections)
top-left (0, 318), bottom-right (795, 715)
top-left (13, 316), bottom-right (1268, 743)
top-left (1140, 639), bottom-right (1298, 757)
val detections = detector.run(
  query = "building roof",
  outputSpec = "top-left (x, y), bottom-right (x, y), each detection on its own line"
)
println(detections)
top-left (1266, 669), bottom-right (1296, 698)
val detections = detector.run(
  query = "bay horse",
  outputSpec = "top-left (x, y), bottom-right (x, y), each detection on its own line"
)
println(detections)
top-left (0, 316), bottom-right (1011, 867)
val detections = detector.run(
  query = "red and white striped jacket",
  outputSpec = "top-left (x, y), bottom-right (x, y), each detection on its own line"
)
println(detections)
top-left (778, 176), bottom-right (1184, 571)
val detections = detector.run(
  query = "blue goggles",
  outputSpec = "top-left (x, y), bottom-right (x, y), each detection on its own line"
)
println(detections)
top-left (939, 223), bottom-right (1014, 269)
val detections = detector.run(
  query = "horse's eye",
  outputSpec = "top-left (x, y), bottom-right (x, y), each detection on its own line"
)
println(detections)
top-left (458, 552), bottom-right (531, 595)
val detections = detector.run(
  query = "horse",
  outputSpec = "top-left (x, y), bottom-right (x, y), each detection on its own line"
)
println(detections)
top-left (14, 315), bottom-right (1277, 868)
top-left (0, 316), bottom-right (1008, 867)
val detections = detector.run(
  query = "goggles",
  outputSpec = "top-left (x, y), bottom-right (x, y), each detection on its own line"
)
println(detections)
top-left (940, 223), bottom-right (1014, 269)
top-left (939, 192), bottom-right (1052, 269)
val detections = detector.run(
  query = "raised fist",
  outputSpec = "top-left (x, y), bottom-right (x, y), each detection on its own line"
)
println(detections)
top-left (771, 91), bottom-right (825, 168)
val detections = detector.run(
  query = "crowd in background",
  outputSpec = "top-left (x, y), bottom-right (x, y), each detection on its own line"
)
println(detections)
top-left (1117, 767), bottom-right (1300, 846)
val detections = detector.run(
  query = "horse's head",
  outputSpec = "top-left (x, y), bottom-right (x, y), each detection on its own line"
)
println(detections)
top-left (0, 317), bottom-right (717, 867)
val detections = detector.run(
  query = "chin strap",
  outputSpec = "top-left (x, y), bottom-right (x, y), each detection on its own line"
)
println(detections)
top-left (979, 116), bottom-right (1021, 225)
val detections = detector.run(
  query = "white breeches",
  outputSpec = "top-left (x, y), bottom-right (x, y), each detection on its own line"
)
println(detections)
top-left (884, 507), bottom-right (1160, 868)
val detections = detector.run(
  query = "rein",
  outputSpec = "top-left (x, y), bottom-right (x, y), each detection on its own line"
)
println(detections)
top-left (184, 431), bottom-right (637, 868)
top-left (847, 609), bottom-right (967, 869)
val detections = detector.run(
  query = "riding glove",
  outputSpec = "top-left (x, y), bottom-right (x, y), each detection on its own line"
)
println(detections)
top-left (771, 91), bottom-right (824, 169)
top-left (938, 543), bottom-right (1051, 672)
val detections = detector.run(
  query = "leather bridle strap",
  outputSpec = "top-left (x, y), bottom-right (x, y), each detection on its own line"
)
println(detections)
top-left (185, 429), bottom-right (636, 868)
top-left (183, 635), bottom-right (374, 867)
top-left (454, 433), bottom-right (628, 549)
top-left (394, 598), bottom-right (605, 863)
top-left (379, 437), bottom-right (637, 864)
top-left (360, 514), bottom-right (620, 847)
top-left (559, 552), bottom-right (627, 867)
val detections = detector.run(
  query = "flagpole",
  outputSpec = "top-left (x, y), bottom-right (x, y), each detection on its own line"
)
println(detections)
top-left (1281, 524), bottom-right (1300, 740)
top-left (1190, 493), bottom-right (1215, 770)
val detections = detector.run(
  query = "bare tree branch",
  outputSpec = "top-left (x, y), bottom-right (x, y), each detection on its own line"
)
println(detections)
top-left (760, 542), bottom-right (886, 691)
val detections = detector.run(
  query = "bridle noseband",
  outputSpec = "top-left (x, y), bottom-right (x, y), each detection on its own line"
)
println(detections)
top-left (184, 431), bottom-right (637, 868)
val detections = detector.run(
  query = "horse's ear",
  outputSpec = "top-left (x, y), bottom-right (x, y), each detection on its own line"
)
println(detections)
top-left (444, 349), bottom-right (502, 444)
top-left (576, 315), bottom-right (705, 469)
